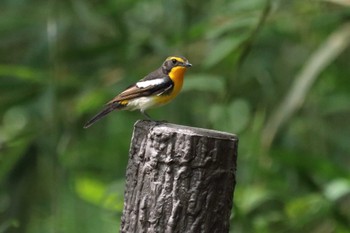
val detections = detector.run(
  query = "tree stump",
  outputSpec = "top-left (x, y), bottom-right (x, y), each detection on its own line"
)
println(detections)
top-left (120, 120), bottom-right (238, 233)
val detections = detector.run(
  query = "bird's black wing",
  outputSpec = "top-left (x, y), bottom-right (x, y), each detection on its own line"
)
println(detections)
top-left (84, 71), bottom-right (173, 128)
top-left (107, 72), bottom-right (174, 104)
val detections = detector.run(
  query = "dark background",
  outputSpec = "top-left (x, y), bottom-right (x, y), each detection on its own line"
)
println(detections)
top-left (1, 0), bottom-right (350, 232)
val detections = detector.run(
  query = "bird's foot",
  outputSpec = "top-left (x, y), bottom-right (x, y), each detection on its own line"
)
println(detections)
top-left (140, 110), bottom-right (168, 125)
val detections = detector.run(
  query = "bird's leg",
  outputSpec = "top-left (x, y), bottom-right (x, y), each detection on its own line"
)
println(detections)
top-left (140, 109), bottom-right (153, 121)
top-left (140, 109), bottom-right (168, 124)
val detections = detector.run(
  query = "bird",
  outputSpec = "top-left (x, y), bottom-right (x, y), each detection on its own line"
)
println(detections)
top-left (83, 56), bottom-right (192, 128)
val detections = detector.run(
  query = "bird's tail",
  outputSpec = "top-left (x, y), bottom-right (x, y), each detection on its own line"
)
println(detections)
top-left (84, 105), bottom-right (117, 128)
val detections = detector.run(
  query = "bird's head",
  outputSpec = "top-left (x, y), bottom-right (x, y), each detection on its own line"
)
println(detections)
top-left (162, 56), bottom-right (192, 74)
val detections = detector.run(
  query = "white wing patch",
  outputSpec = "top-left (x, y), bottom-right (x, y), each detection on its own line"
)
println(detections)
top-left (136, 79), bottom-right (165, 88)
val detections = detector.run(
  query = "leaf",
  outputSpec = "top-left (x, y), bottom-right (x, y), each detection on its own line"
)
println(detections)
top-left (0, 65), bottom-right (45, 83)
top-left (235, 186), bottom-right (274, 214)
top-left (0, 137), bottom-right (31, 183)
top-left (74, 176), bottom-right (124, 211)
top-left (203, 35), bottom-right (247, 68)
top-left (324, 179), bottom-right (350, 201)
top-left (75, 177), bottom-right (106, 205)
top-left (206, 17), bottom-right (257, 40)
top-left (2, 107), bottom-right (28, 136)
top-left (285, 194), bottom-right (330, 225)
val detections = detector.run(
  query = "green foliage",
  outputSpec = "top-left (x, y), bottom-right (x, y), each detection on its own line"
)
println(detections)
top-left (1, 0), bottom-right (350, 232)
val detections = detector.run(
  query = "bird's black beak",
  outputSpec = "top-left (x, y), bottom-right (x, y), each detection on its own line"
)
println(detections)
top-left (184, 62), bottom-right (192, 68)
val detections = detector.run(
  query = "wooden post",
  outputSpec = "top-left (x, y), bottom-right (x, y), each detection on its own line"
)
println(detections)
top-left (120, 120), bottom-right (238, 233)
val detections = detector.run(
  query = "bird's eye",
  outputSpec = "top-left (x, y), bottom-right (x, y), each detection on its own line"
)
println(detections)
top-left (171, 59), bottom-right (177, 64)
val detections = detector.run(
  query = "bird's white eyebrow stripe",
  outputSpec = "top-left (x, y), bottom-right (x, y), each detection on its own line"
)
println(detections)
top-left (136, 79), bottom-right (165, 88)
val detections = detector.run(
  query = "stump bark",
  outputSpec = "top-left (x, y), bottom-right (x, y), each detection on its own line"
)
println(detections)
top-left (120, 120), bottom-right (238, 233)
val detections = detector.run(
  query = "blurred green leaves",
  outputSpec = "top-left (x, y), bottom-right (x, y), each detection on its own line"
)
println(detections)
top-left (183, 74), bottom-right (225, 93)
top-left (0, 65), bottom-right (45, 108)
top-left (0, 65), bottom-right (45, 82)
top-left (285, 194), bottom-right (330, 226)
top-left (74, 176), bottom-right (124, 212)
top-left (209, 99), bottom-right (251, 134)
top-left (203, 35), bottom-right (248, 68)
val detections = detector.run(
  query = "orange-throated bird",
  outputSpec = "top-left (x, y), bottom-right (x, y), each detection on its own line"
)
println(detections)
top-left (84, 56), bottom-right (192, 128)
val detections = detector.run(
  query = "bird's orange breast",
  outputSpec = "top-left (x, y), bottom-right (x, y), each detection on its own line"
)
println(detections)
top-left (154, 66), bottom-right (187, 105)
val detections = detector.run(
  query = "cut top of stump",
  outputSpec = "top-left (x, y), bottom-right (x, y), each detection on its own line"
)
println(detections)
top-left (134, 120), bottom-right (238, 142)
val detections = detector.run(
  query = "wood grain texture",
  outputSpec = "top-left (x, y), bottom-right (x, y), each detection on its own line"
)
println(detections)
top-left (120, 120), bottom-right (238, 233)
